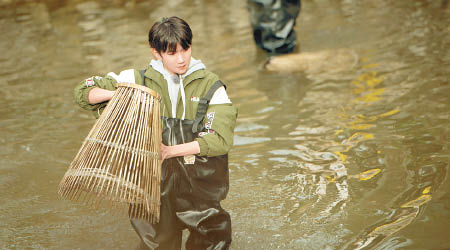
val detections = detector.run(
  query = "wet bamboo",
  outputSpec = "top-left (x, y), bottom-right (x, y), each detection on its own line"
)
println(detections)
top-left (60, 83), bottom-right (161, 221)
top-left (120, 90), bottom-right (142, 208)
top-left (130, 93), bottom-right (146, 219)
top-left (63, 87), bottom-right (125, 200)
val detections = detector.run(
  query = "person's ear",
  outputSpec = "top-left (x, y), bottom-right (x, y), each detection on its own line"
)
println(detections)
top-left (151, 48), bottom-right (162, 60)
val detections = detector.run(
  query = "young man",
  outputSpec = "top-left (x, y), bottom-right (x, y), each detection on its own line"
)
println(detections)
top-left (74, 16), bottom-right (237, 250)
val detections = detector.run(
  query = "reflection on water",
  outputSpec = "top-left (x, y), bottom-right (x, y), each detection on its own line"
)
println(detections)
top-left (1, 0), bottom-right (449, 249)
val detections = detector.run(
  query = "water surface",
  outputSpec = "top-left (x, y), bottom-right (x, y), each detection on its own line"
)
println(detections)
top-left (1, 0), bottom-right (449, 249)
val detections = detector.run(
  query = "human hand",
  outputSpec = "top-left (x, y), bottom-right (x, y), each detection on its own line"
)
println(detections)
top-left (160, 143), bottom-right (171, 161)
top-left (159, 141), bottom-right (200, 161)
top-left (88, 88), bottom-right (115, 104)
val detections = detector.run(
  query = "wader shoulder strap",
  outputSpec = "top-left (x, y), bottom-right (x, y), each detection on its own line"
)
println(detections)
top-left (139, 69), bottom-right (146, 84)
top-left (192, 80), bottom-right (225, 133)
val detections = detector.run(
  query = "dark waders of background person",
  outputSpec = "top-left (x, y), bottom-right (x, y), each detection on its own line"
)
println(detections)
top-left (247, 0), bottom-right (301, 54)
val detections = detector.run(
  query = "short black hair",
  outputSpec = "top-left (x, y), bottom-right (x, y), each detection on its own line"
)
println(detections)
top-left (148, 16), bottom-right (192, 54)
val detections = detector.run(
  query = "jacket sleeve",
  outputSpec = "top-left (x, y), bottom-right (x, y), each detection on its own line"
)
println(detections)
top-left (74, 74), bottom-right (119, 118)
top-left (195, 102), bottom-right (238, 157)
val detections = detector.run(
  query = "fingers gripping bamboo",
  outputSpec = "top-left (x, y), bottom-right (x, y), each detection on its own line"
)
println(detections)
top-left (59, 83), bottom-right (162, 223)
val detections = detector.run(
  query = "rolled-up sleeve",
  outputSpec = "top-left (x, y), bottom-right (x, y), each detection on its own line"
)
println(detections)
top-left (74, 75), bottom-right (118, 117)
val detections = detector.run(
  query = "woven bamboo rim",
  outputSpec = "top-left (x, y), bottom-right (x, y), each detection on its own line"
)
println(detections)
top-left (116, 83), bottom-right (161, 100)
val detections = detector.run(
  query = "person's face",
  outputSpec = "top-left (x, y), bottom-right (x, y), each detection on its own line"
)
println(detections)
top-left (152, 43), bottom-right (192, 75)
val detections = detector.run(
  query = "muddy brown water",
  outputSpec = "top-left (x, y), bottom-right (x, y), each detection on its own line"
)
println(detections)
top-left (1, 0), bottom-right (449, 249)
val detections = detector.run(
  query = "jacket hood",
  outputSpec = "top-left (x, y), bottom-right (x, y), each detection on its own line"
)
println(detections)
top-left (149, 57), bottom-right (206, 119)
top-left (149, 57), bottom-right (206, 79)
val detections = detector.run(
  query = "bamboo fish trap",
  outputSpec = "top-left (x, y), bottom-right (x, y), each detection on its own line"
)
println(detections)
top-left (59, 83), bottom-right (162, 223)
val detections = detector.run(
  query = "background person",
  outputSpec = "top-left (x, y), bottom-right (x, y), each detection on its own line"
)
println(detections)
top-left (247, 0), bottom-right (301, 54)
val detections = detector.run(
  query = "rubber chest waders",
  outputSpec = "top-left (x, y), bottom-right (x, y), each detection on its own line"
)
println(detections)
top-left (131, 71), bottom-right (232, 250)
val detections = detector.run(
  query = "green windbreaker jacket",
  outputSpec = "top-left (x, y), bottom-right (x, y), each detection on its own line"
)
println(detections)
top-left (74, 64), bottom-right (237, 157)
